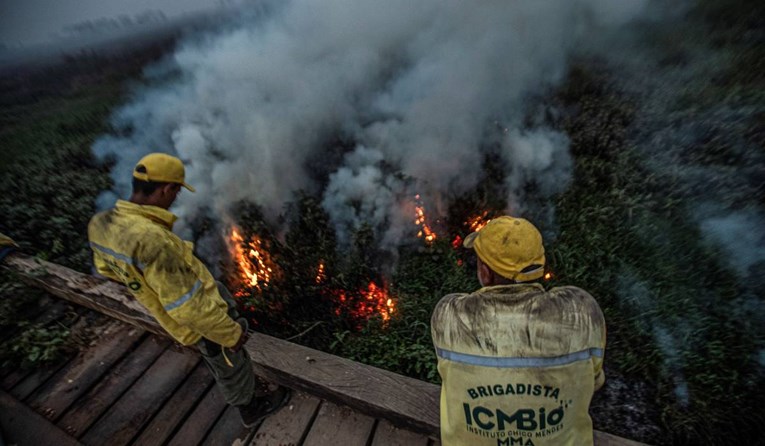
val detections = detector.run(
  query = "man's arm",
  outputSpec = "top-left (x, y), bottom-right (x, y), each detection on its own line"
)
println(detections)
top-left (142, 239), bottom-right (242, 347)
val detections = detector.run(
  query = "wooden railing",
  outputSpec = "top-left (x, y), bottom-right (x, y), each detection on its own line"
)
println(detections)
top-left (1, 252), bottom-right (647, 446)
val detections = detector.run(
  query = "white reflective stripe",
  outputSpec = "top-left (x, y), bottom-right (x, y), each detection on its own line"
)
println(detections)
top-left (436, 347), bottom-right (603, 368)
top-left (89, 242), bottom-right (146, 271)
top-left (164, 280), bottom-right (202, 311)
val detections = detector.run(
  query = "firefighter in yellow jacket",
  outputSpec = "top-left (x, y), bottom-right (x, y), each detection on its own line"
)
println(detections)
top-left (88, 153), bottom-right (289, 427)
top-left (431, 216), bottom-right (606, 446)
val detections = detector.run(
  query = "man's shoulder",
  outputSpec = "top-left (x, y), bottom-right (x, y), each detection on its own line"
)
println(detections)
top-left (548, 285), bottom-right (602, 308)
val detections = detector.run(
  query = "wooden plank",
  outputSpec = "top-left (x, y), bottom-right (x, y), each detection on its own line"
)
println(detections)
top-left (10, 356), bottom-right (75, 401)
top-left (3, 253), bottom-right (650, 446)
top-left (57, 336), bottom-right (169, 437)
top-left (2, 253), bottom-right (167, 338)
top-left (27, 322), bottom-right (145, 420)
top-left (131, 363), bottom-right (215, 446)
top-left (1, 368), bottom-right (33, 390)
top-left (303, 401), bottom-right (375, 446)
top-left (243, 333), bottom-right (440, 436)
top-left (166, 385), bottom-right (228, 446)
top-left (250, 391), bottom-right (321, 446)
top-left (0, 390), bottom-right (83, 446)
top-left (201, 405), bottom-right (250, 446)
top-left (371, 419), bottom-right (430, 446)
top-left (79, 347), bottom-right (199, 446)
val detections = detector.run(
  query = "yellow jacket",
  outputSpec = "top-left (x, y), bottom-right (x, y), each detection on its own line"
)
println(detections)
top-left (431, 284), bottom-right (606, 446)
top-left (88, 200), bottom-right (241, 347)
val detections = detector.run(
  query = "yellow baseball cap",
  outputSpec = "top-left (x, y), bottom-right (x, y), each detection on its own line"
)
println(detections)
top-left (463, 216), bottom-right (545, 282)
top-left (133, 153), bottom-right (195, 192)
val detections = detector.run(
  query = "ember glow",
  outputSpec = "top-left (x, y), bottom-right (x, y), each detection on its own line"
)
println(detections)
top-left (315, 261), bottom-right (326, 284)
top-left (466, 211), bottom-right (492, 232)
top-left (331, 282), bottom-right (396, 323)
top-left (414, 194), bottom-right (437, 244)
top-left (227, 226), bottom-right (279, 296)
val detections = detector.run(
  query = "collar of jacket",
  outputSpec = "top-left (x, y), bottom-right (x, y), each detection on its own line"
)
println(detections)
top-left (115, 199), bottom-right (178, 230)
top-left (476, 282), bottom-right (545, 295)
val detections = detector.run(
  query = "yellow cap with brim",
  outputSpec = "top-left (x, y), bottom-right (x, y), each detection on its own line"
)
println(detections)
top-left (463, 216), bottom-right (545, 282)
top-left (133, 153), bottom-right (195, 192)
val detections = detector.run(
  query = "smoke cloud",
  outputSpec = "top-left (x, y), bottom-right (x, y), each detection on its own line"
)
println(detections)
top-left (94, 0), bottom-right (649, 242)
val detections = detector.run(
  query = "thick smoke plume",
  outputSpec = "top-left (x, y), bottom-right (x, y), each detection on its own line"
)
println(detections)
top-left (94, 0), bottom-right (648, 243)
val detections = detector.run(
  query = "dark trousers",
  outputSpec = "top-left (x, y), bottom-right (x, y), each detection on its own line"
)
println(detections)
top-left (196, 283), bottom-right (256, 407)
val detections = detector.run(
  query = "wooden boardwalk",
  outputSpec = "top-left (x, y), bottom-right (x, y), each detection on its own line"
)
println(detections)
top-left (0, 253), bottom-right (646, 446)
top-left (0, 314), bottom-right (437, 446)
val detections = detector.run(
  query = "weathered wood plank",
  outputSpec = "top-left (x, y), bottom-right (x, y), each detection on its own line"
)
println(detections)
top-left (1, 367), bottom-right (33, 390)
top-left (3, 253), bottom-right (650, 446)
top-left (131, 363), bottom-right (215, 446)
top-left (166, 385), bottom-right (228, 446)
top-left (27, 322), bottom-right (145, 420)
top-left (3, 253), bottom-right (167, 338)
top-left (57, 336), bottom-right (169, 437)
top-left (371, 419), bottom-right (430, 446)
top-left (250, 391), bottom-right (321, 446)
top-left (202, 405), bottom-right (251, 446)
top-left (303, 401), bottom-right (375, 446)
top-left (244, 333), bottom-right (441, 436)
top-left (10, 356), bottom-right (75, 401)
top-left (79, 347), bottom-right (199, 446)
top-left (0, 390), bottom-right (83, 446)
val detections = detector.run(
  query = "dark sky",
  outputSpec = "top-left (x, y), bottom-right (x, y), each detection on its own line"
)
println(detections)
top-left (0, 0), bottom-right (226, 47)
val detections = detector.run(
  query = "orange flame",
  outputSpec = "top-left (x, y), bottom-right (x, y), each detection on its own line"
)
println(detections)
top-left (466, 211), bottom-right (491, 232)
top-left (414, 194), bottom-right (437, 244)
top-left (331, 282), bottom-right (395, 323)
top-left (227, 226), bottom-right (279, 296)
top-left (544, 271), bottom-right (553, 281)
top-left (315, 261), bottom-right (326, 284)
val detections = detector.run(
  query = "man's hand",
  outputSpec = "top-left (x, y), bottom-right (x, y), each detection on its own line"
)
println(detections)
top-left (229, 318), bottom-right (250, 352)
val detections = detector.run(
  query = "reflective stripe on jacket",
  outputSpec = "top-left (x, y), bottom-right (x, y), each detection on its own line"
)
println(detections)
top-left (88, 200), bottom-right (241, 347)
top-left (431, 283), bottom-right (606, 446)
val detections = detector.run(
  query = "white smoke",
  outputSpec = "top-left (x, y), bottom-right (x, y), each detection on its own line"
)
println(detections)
top-left (93, 0), bottom-right (649, 242)
top-left (700, 210), bottom-right (765, 274)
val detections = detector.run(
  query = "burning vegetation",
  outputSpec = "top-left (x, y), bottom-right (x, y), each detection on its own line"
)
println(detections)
top-left (223, 200), bottom-right (543, 333)
top-left (227, 227), bottom-right (278, 296)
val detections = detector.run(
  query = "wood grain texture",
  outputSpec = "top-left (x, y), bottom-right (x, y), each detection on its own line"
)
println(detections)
top-left (131, 363), bottom-right (215, 446)
top-left (27, 322), bottom-right (144, 420)
top-left (250, 391), bottom-right (321, 446)
top-left (57, 336), bottom-right (169, 437)
top-left (243, 333), bottom-right (441, 436)
top-left (371, 419), bottom-right (431, 446)
top-left (79, 348), bottom-right (199, 446)
top-left (202, 405), bottom-right (251, 446)
top-left (166, 385), bottom-right (228, 446)
top-left (0, 390), bottom-right (83, 446)
top-left (10, 356), bottom-right (74, 401)
top-left (3, 253), bottom-right (166, 338)
top-left (302, 401), bottom-right (375, 446)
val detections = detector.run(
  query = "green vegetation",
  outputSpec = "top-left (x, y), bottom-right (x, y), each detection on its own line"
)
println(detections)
top-left (0, 276), bottom-right (73, 368)
top-left (0, 47), bottom-right (165, 369)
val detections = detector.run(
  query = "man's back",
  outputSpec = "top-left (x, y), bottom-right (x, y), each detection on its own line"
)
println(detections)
top-left (88, 199), bottom-right (239, 347)
top-left (431, 283), bottom-right (606, 446)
